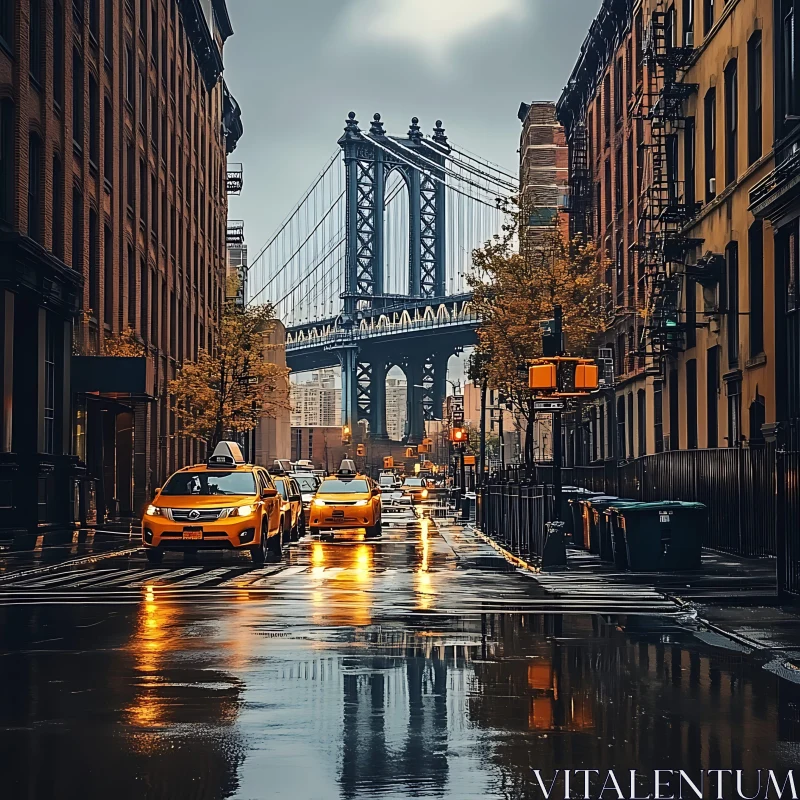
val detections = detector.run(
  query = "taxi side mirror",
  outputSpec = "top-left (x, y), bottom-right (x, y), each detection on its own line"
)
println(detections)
top-left (262, 487), bottom-right (278, 498)
top-left (373, 487), bottom-right (382, 495)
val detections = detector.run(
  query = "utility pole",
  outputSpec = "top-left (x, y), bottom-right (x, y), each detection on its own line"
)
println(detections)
top-left (552, 305), bottom-right (563, 519)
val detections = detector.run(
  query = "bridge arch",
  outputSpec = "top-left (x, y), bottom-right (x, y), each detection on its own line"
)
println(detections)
top-left (384, 167), bottom-right (411, 297)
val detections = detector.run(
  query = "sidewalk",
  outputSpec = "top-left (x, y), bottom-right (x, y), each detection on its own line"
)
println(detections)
top-left (0, 530), bottom-right (140, 583)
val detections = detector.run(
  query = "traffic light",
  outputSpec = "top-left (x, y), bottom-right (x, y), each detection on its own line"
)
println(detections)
top-left (341, 425), bottom-right (351, 444)
top-left (450, 427), bottom-right (467, 444)
top-left (529, 358), bottom-right (600, 396)
top-left (422, 437), bottom-right (433, 447)
top-left (575, 363), bottom-right (599, 391)
top-left (529, 363), bottom-right (557, 391)
top-left (356, 444), bottom-right (366, 456)
top-left (417, 443), bottom-right (430, 454)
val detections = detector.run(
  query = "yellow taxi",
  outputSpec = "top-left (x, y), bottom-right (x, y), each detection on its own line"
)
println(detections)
top-left (309, 460), bottom-right (382, 539)
top-left (141, 442), bottom-right (282, 564)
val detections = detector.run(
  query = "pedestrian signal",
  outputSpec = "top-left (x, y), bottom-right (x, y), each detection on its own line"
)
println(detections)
top-left (383, 456), bottom-right (394, 469)
top-left (405, 447), bottom-right (416, 458)
top-left (417, 443), bottom-right (430, 454)
top-left (356, 444), bottom-right (366, 456)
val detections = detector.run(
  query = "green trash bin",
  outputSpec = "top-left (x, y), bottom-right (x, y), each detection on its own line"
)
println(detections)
top-left (613, 501), bottom-right (707, 571)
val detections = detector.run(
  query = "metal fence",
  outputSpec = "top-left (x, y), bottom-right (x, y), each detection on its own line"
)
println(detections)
top-left (778, 420), bottom-right (800, 597)
top-left (495, 447), bottom-right (777, 559)
top-left (478, 481), bottom-right (554, 564)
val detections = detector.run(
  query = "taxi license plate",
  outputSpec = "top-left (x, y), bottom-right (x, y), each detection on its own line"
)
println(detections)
top-left (182, 528), bottom-right (203, 540)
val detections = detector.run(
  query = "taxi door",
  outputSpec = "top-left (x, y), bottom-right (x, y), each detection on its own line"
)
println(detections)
top-left (258, 470), bottom-right (281, 537)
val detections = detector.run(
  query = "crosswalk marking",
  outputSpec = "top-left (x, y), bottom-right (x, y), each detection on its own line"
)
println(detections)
top-left (59, 568), bottom-right (145, 589)
top-left (250, 565), bottom-right (307, 586)
top-left (164, 566), bottom-right (237, 587)
top-left (218, 566), bottom-right (283, 587)
top-left (124, 567), bottom-right (202, 587)
top-left (21, 569), bottom-right (119, 588)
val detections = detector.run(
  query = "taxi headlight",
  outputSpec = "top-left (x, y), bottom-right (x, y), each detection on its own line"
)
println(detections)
top-left (228, 505), bottom-right (254, 518)
top-left (354, 499), bottom-right (369, 507)
top-left (145, 504), bottom-right (162, 517)
top-left (421, 489), bottom-right (429, 499)
top-left (312, 498), bottom-right (327, 507)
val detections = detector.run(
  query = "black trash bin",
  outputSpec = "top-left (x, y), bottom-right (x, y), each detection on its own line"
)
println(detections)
top-left (613, 501), bottom-right (707, 571)
top-left (606, 501), bottom-right (640, 570)
top-left (583, 497), bottom-right (633, 561)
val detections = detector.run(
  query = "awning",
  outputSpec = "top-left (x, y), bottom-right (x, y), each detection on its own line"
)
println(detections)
top-left (71, 356), bottom-right (155, 399)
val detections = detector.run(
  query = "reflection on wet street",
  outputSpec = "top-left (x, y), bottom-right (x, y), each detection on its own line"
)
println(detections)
top-left (0, 520), bottom-right (798, 799)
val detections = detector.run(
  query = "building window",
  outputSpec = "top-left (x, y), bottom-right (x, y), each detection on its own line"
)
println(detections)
top-left (686, 360), bottom-right (698, 449)
top-left (138, 70), bottom-right (146, 128)
top-left (127, 245), bottom-right (136, 327)
top-left (29, 0), bottom-right (42, 84)
top-left (139, 159), bottom-right (147, 221)
top-left (150, 272), bottom-right (158, 345)
top-left (104, 225), bottom-right (113, 323)
top-left (704, 88), bottom-right (716, 200)
top-left (685, 276), bottom-right (697, 349)
top-left (89, 0), bottom-right (98, 38)
top-left (749, 220), bottom-right (764, 357)
top-left (703, 0), bottom-right (714, 35)
top-left (139, 0), bottom-right (146, 36)
top-left (668, 368), bottom-right (679, 450)
top-left (43, 315), bottom-right (57, 455)
top-left (88, 208), bottom-right (99, 315)
top-left (781, 0), bottom-right (800, 135)
top-left (617, 395), bottom-right (626, 459)
top-left (150, 174), bottom-right (157, 230)
top-left (125, 44), bottom-right (134, 105)
top-left (139, 259), bottom-right (148, 341)
top-left (27, 133), bottom-right (42, 243)
top-left (72, 49), bottom-right (84, 147)
top-left (684, 116), bottom-right (696, 210)
top-left (627, 392), bottom-right (634, 458)
top-left (635, 11), bottom-right (643, 87)
top-left (103, 98), bottom-right (113, 184)
top-left (637, 389), bottom-right (646, 456)
top-left (683, 0), bottom-right (694, 45)
top-left (707, 345), bottom-right (719, 447)
top-left (126, 141), bottom-right (135, 208)
top-left (104, 0), bottom-right (113, 53)
top-left (727, 379), bottom-right (742, 447)
top-left (0, 0), bottom-right (12, 47)
top-left (53, 2), bottom-right (65, 108)
top-left (151, 93), bottom-right (158, 148)
top-left (89, 74), bottom-right (99, 166)
top-left (654, 382), bottom-right (664, 453)
top-left (614, 56), bottom-right (623, 124)
top-left (603, 74), bottom-right (611, 143)
top-left (71, 188), bottom-right (83, 270)
top-left (724, 59), bottom-right (738, 186)
top-left (725, 241), bottom-right (739, 366)
top-left (748, 32), bottom-right (762, 165)
top-left (52, 155), bottom-right (63, 259)
top-left (666, 133), bottom-right (678, 204)
top-left (750, 392), bottom-right (766, 445)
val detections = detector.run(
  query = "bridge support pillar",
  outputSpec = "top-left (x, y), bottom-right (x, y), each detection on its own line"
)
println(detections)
top-left (405, 357), bottom-right (426, 445)
top-left (431, 352), bottom-right (449, 419)
top-left (338, 345), bottom-right (359, 440)
top-left (369, 357), bottom-right (388, 439)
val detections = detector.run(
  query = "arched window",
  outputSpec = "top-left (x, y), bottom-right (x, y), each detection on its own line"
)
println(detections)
top-left (27, 133), bottom-right (43, 243)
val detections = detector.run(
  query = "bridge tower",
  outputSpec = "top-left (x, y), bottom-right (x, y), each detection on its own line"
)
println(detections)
top-left (336, 112), bottom-right (451, 443)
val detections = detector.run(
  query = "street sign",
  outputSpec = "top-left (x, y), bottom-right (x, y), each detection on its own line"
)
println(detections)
top-left (534, 400), bottom-right (566, 411)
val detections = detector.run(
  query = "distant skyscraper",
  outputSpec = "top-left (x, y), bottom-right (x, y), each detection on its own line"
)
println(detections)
top-left (386, 377), bottom-right (408, 441)
top-left (290, 370), bottom-right (341, 427)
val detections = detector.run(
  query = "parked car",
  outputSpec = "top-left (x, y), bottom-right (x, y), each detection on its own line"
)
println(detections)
top-left (401, 477), bottom-right (432, 503)
top-left (290, 472), bottom-right (322, 524)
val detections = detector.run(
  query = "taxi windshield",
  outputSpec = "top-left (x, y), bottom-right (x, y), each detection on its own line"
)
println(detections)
top-left (319, 479), bottom-right (369, 494)
top-left (275, 481), bottom-right (288, 499)
top-left (160, 471), bottom-right (256, 496)
top-left (404, 478), bottom-right (424, 487)
top-left (293, 476), bottom-right (319, 493)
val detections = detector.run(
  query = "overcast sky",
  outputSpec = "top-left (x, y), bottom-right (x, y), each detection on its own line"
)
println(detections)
top-left (224, 0), bottom-right (602, 255)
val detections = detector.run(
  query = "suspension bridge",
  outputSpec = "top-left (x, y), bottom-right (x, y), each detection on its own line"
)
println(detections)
top-left (245, 112), bottom-right (516, 442)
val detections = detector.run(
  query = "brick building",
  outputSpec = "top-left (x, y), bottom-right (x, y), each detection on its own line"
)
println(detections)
top-left (557, 0), bottom-right (777, 462)
top-left (0, 0), bottom-right (242, 534)
top-left (517, 101), bottom-right (569, 243)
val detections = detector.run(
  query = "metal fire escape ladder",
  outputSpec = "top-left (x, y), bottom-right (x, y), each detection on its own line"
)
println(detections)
top-left (569, 121), bottom-right (591, 240)
top-left (635, 7), bottom-right (699, 376)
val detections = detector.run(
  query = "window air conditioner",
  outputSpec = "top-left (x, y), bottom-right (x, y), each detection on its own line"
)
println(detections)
top-left (685, 31), bottom-right (694, 47)
top-left (708, 177), bottom-right (716, 195)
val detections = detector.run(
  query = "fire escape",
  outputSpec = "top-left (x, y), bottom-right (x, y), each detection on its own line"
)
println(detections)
top-left (635, 7), bottom-right (700, 376)
top-left (569, 121), bottom-right (592, 241)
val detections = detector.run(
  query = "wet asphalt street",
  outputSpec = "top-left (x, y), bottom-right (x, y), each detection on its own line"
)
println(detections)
top-left (0, 517), bottom-right (799, 800)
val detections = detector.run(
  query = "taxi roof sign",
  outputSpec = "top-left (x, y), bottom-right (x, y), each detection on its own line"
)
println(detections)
top-left (208, 441), bottom-right (246, 468)
top-left (337, 458), bottom-right (358, 477)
